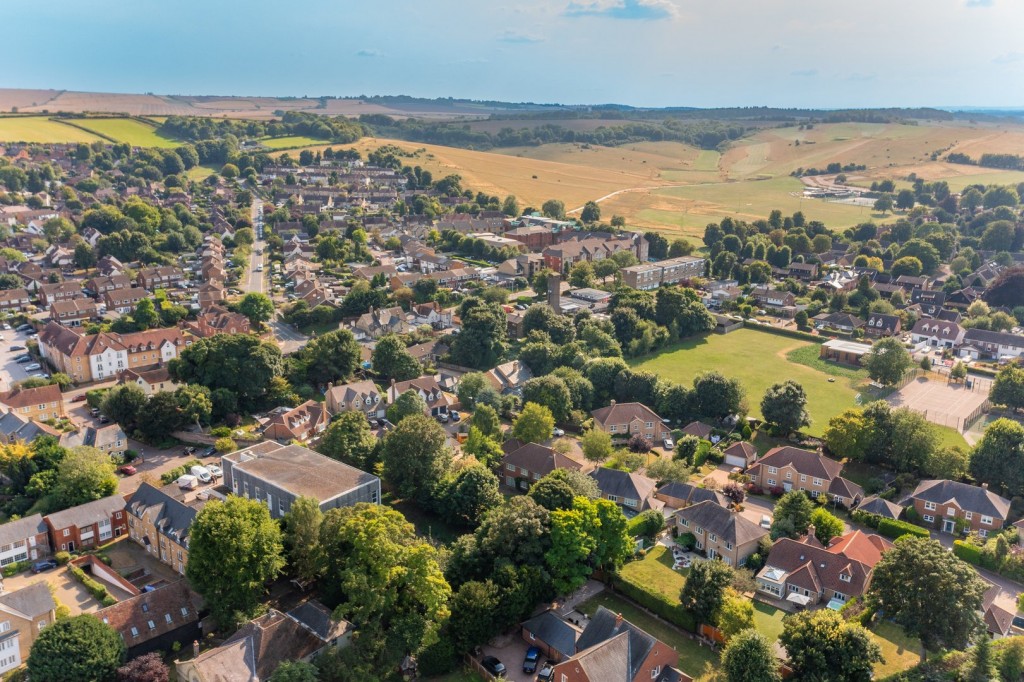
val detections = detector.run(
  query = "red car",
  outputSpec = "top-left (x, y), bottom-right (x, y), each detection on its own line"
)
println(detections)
top-left (71, 394), bottom-right (88, 402)
top-left (118, 465), bottom-right (137, 476)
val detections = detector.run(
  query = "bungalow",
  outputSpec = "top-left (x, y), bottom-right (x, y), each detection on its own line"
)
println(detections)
top-left (680, 421), bottom-right (714, 440)
top-left (325, 380), bottom-right (385, 419)
top-left (589, 467), bottom-right (661, 514)
top-left (747, 446), bottom-right (863, 506)
top-left (757, 530), bottom-right (891, 607)
top-left (591, 402), bottom-right (671, 445)
top-left (501, 442), bottom-right (583, 492)
top-left (910, 318), bottom-right (965, 349)
top-left (813, 312), bottom-right (865, 333)
top-left (902, 479), bottom-right (1010, 537)
top-left (675, 501), bottom-right (768, 567)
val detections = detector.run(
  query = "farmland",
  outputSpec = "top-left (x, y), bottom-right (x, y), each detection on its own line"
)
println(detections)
top-left (69, 118), bottom-right (181, 148)
top-left (0, 116), bottom-right (103, 143)
top-left (258, 135), bottom-right (330, 150)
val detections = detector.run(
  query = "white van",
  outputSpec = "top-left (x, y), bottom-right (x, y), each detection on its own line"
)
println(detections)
top-left (190, 466), bottom-right (212, 484)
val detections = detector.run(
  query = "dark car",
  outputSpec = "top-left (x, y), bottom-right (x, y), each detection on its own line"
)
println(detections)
top-left (523, 646), bottom-right (541, 674)
top-left (15, 324), bottom-right (33, 332)
top-left (31, 559), bottom-right (58, 574)
top-left (15, 355), bottom-right (32, 363)
top-left (481, 656), bottom-right (505, 677)
top-left (183, 446), bottom-right (197, 455)
top-left (71, 394), bottom-right (88, 402)
top-left (537, 662), bottom-right (555, 682)
top-left (450, 410), bottom-right (461, 423)
top-left (8, 346), bottom-right (25, 352)
top-left (202, 446), bottom-right (217, 458)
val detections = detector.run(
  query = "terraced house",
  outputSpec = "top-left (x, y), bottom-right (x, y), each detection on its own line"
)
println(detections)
top-left (39, 322), bottom-right (193, 383)
top-left (44, 494), bottom-right (128, 553)
top-left (0, 384), bottom-right (64, 422)
top-left (126, 483), bottom-right (197, 575)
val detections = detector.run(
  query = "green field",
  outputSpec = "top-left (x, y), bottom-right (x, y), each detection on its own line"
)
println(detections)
top-left (0, 116), bottom-right (103, 143)
top-left (185, 165), bottom-right (218, 181)
top-left (630, 329), bottom-right (875, 437)
top-left (260, 135), bottom-right (328, 149)
top-left (71, 118), bottom-right (180, 147)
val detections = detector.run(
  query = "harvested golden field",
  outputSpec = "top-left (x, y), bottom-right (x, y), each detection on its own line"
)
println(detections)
top-left (0, 89), bottom-right (62, 112)
top-left (19, 91), bottom-right (196, 116)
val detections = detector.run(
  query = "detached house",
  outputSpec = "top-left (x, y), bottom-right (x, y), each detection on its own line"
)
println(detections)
top-left (902, 479), bottom-right (1010, 536)
top-left (117, 366), bottom-right (178, 396)
top-left (751, 287), bottom-right (796, 308)
top-left (261, 400), bottom-right (329, 443)
top-left (757, 530), bottom-right (891, 607)
top-left (44, 494), bottom-right (128, 553)
top-left (486, 360), bottom-right (533, 395)
top-left (589, 467), bottom-right (661, 514)
top-left (747, 446), bottom-right (863, 507)
top-left (386, 375), bottom-right (454, 418)
top-left (501, 443), bottom-right (582, 492)
top-left (911, 318), bottom-right (965, 349)
top-left (324, 380), bottom-right (385, 419)
top-left (591, 402), bottom-right (671, 445)
top-left (674, 502), bottom-right (767, 567)
top-left (353, 306), bottom-right (412, 339)
top-left (865, 313), bottom-right (902, 338)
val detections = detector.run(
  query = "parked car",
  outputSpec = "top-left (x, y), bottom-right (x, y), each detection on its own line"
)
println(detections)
top-left (90, 408), bottom-right (101, 417)
top-left (71, 394), bottom-right (87, 402)
top-left (481, 656), bottom-right (506, 677)
top-left (30, 373), bottom-right (49, 379)
top-left (450, 410), bottom-right (461, 423)
top-left (202, 446), bottom-right (217, 458)
top-left (31, 559), bottom-right (58, 574)
top-left (24, 363), bottom-right (41, 371)
top-left (15, 324), bottom-right (32, 332)
top-left (523, 646), bottom-right (541, 674)
top-left (436, 412), bottom-right (449, 424)
top-left (537, 662), bottom-right (556, 682)
top-left (190, 466), bottom-right (212, 483)
top-left (206, 464), bottom-right (223, 479)
top-left (552, 427), bottom-right (565, 437)
top-left (119, 465), bottom-right (137, 476)
top-left (9, 346), bottom-right (25, 352)
top-left (183, 446), bottom-right (196, 455)
top-left (15, 355), bottom-right (32, 363)
top-left (663, 437), bottom-right (675, 450)
top-left (1, 323), bottom-right (10, 330)
top-left (760, 515), bottom-right (772, 530)
top-left (99, 416), bottom-right (110, 424)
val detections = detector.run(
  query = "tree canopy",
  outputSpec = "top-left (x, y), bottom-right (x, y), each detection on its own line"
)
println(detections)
top-left (28, 615), bottom-right (125, 682)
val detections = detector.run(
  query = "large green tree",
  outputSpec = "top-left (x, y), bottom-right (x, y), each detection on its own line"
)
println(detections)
top-left (386, 389), bottom-right (428, 425)
top-left (292, 329), bottom-right (361, 386)
top-left (512, 402), bottom-right (555, 444)
top-left (722, 629), bottom-right (781, 682)
top-left (238, 292), bottom-right (275, 329)
top-left (679, 559), bottom-right (734, 626)
top-left (318, 411), bottom-right (378, 470)
top-left (28, 615), bottom-right (125, 682)
top-left (779, 609), bottom-right (882, 682)
top-left (318, 504), bottom-right (451, 668)
top-left (372, 334), bottom-right (422, 382)
top-left (522, 376), bottom-right (572, 423)
top-left (438, 464), bottom-right (503, 527)
top-left (968, 417), bottom-right (1024, 497)
top-left (760, 380), bottom-right (810, 435)
top-left (868, 537), bottom-right (987, 651)
top-left (991, 364), bottom-right (1024, 411)
top-left (186, 497), bottom-right (285, 626)
top-left (169, 334), bottom-right (284, 410)
top-left (448, 300), bottom-right (508, 369)
top-left (282, 496), bottom-right (324, 586)
top-left (380, 414), bottom-right (451, 505)
top-left (862, 337), bottom-right (913, 386)
top-left (770, 491), bottom-right (815, 539)
top-left (692, 371), bottom-right (744, 420)
top-left (53, 446), bottom-right (118, 509)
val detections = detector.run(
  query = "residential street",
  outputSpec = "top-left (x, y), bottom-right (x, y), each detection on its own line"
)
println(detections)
top-left (270, 316), bottom-right (309, 355)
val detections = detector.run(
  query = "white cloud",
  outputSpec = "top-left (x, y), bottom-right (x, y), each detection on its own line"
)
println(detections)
top-left (564, 0), bottom-right (677, 20)
top-left (355, 49), bottom-right (383, 58)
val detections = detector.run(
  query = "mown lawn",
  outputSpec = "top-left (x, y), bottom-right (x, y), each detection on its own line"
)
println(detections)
top-left (871, 620), bottom-right (924, 678)
top-left (260, 135), bottom-right (329, 149)
top-left (630, 329), bottom-right (871, 436)
top-left (72, 118), bottom-right (181, 147)
top-left (751, 601), bottom-right (786, 643)
top-left (578, 592), bottom-right (718, 678)
top-left (618, 545), bottom-right (687, 603)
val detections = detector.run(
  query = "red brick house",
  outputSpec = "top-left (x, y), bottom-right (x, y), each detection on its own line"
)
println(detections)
top-left (747, 446), bottom-right (863, 507)
top-left (44, 494), bottom-right (128, 553)
top-left (501, 443), bottom-right (582, 492)
top-left (902, 479), bottom-right (1010, 536)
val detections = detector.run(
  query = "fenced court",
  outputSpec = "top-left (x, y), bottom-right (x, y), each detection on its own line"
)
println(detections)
top-left (886, 375), bottom-right (990, 432)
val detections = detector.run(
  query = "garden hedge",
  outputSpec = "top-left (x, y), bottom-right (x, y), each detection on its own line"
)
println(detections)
top-left (952, 540), bottom-right (982, 565)
top-left (877, 518), bottom-right (931, 540)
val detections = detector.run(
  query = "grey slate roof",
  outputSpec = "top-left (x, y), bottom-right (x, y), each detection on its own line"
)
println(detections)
top-left (589, 467), bottom-right (658, 508)
top-left (521, 611), bottom-right (578, 658)
top-left (855, 495), bottom-right (903, 520)
top-left (575, 606), bottom-right (656, 681)
top-left (903, 479), bottom-right (1011, 519)
top-left (675, 500), bottom-right (768, 547)
top-left (0, 582), bottom-right (55, 619)
top-left (0, 513), bottom-right (46, 547)
top-left (45, 494), bottom-right (126, 531)
top-left (126, 483), bottom-right (197, 547)
top-left (287, 601), bottom-right (350, 642)
top-left (656, 482), bottom-right (728, 508)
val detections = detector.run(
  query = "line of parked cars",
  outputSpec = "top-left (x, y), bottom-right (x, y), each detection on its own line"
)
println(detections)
top-left (481, 646), bottom-right (554, 680)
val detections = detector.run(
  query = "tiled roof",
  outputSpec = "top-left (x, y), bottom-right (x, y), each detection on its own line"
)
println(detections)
top-left (590, 467), bottom-right (657, 507)
top-left (591, 402), bottom-right (664, 427)
top-left (756, 447), bottom-right (843, 480)
top-left (127, 483), bottom-right (197, 547)
top-left (903, 479), bottom-right (1010, 519)
top-left (44, 494), bottom-right (126, 530)
top-left (574, 606), bottom-right (657, 681)
top-left (97, 580), bottom-right (203, 646)
top-left (0, 383), bottom-right (61, 409)
top-left (0, 513), bottom-right (46, 547)
top-left (503, 443), bottom-right (582, 477)
top-left (521, 611), bottom-right (578, 658)
top-left (675, 500), bottom-right (767, 547)
top-left (855, 495), bottom-right (903, 520)
top-left (0, 582), bottom-right (55, 619)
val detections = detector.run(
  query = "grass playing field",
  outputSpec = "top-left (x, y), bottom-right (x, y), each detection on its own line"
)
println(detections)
top-left (259, 135), bottom-right (328, 150)
top-left (0, 116), bottom-right (103, 143)
top-left (629, 329), bottom-right (876, 437)
top-left (70, 118), bottom-right (181, 147)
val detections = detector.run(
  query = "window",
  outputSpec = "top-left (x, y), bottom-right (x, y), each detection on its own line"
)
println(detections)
top-left (810, 490), bottom-right (820, 498)
top-left (980, 529), bottom-right (989, 538)
top-left (924, 501), bottom-right (936, 511)
top-left (982, 516), bottom-right (994, 526)
top-left (725, 541), bottom-right (733, 550)
top-left (165, 614), bottom-right (173, 624)
top-left (695, 527), bottom-right (704, 535)
top-left (609, 425), bottom-right (617, 433)
top-left (767, 466), bottom-right (778, 475)
top-left (923, 514), bottom-right (934, 523)
top-left (624, 499), bottom-right (638, 508)
top-left (679, 518), bottom-right (689, 527)
top-left (0, 622), bottom-right (9, 633)
top-left (965, 511), bottom-right (973, 520)
top-left (812, 478), bottom-right (823, 487)
top-left (800, 475), bottom-right (806, 483)
top-left (607, 495), bottom-right (619, 503)
top-left (840, 573), bottom-right (851, 583)
top-left (651, 666), bottom-right (661, 679)
top-left (130, 627), bottom-right (139, 637)
top-left (180, 607), bottom-right (189, 617)
top-left (147, 620), bottom-right (156, 631)
top-left (63, 529), bottom-right (70, 537)
top-left (708, 533), bottom-right (717, 542)
top-left (142, 604), bottom-right (149, 613)
top-left (767, 479), bottom-right (776, 487)
top-left (785, 472), bottom-right (792, 480)
top-left (645, 421), bottom-right (653, 428)
top-left (506, 463), bottom-right (516, 471)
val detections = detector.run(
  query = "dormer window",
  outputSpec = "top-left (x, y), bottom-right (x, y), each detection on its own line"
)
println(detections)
top-left (840, 573), bottom-right (852, 583)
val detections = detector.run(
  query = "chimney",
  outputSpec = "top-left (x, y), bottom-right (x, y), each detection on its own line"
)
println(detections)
top-left (807, 524), bottom-right (816, 540)
top-left (193, 640), bottom-right (200, 658)
top-left (614, 613), bottom-right (623, 628)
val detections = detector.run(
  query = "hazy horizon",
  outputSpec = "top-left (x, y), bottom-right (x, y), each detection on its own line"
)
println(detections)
top-left (6, 0), bottom-right (1024, 109)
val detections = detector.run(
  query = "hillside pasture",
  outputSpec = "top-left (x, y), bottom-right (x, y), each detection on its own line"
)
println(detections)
top-left (0, 116), bottom-right (103, 143)
top-left (258, 135), bottom-right (329, 150)
top-left (71, 118), bottom-right (181, 147)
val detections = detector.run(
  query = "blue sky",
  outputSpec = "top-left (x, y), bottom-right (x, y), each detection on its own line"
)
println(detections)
top-left (5, 0), bottom-right (1023, 108)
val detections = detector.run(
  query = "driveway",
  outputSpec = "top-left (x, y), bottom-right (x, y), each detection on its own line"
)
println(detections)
top-left (117, 439), bottom-right (202, 494)
top-left (1, 566), bottom-right (103, 615)
top-left (481, 634), bottom-right (533, 682)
